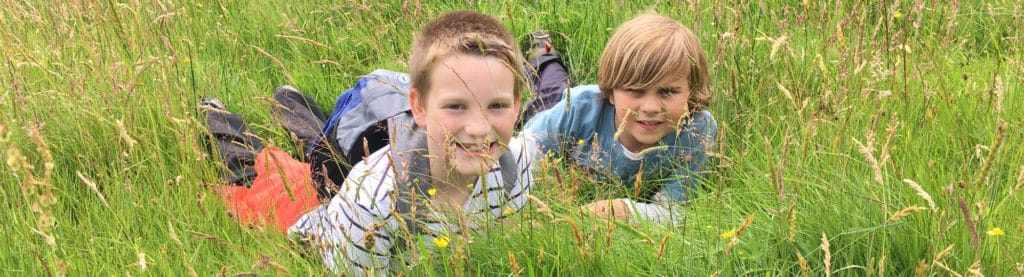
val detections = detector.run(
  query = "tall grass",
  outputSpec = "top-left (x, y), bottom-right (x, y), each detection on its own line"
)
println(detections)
top-left (2, 0), bottom-right (1021, 275)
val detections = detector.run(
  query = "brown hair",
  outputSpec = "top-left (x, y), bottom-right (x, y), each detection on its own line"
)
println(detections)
top-left (408, 10), bottom-right (525, 103)
top-left (597, 14), bottom-right (711, 112)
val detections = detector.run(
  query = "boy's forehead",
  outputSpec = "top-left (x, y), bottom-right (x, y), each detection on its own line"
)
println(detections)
top-left (425, 55), bottom-right (516, 100)
top-left (619, 72), bottom-right (689, 89)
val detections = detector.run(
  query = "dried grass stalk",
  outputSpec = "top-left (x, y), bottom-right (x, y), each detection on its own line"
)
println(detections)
top-left (902, 179), bottom-right (936, 211)
top-left (821, 233), bottom-right (832, 277)
top-left (934, 262), bottom-right (963, 277)
top-left (888, 205), bottom-right (926, 222)
top-left (797, 252), bottom-right (809, 277)
top-left (932, 244), bottom-right (954, 265)
top-left (853, 138), bottom-right (884, 185)
top-left (77, 171), bottom-right (110, 208)
top-left (525, 195), bottom-right (553, 218)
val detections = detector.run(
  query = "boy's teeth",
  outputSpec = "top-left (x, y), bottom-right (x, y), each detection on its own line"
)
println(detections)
top-left (462, 143), bottom-right (490, 151)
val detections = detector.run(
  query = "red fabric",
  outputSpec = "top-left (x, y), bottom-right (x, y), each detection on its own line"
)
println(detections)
top-left (219, 147), bottom-right (320, 232)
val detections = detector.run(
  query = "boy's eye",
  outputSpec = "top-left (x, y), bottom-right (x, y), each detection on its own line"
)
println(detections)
top-left (488, 103), bottom-right (511, 110)
top-left (659, 88), bottom-right (680, 95)
top-left (443, 104), bottom-right (466, 110)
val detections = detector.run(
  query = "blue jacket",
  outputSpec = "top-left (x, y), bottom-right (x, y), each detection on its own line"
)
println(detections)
top-left (524, 85), bottom-right (717, 203)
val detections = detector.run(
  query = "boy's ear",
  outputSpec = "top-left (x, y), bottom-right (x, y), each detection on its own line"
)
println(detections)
top-left (409, 88), bottom-right (427, 126)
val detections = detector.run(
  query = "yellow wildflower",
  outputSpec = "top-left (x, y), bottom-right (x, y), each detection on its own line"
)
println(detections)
top-left (720, 229), bottom-right (736, 240)
top-left (433, 236), bottom-right (450, 248)
top-left (986, 227), bottom-right (1005, 237)
top-left (196, 2), bottom-right (204, 8)
top-left (503, 208), bottom-right (513, 216)
top-left (427, 187), bottom-right (437, 196)
top-left (894, 11), bottom-right (902, 19)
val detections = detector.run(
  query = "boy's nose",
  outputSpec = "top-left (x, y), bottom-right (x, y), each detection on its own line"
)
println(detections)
top-left (637, 96), bottom-right (665, 114)
top-left (463, 113), bottom-right (492, 138)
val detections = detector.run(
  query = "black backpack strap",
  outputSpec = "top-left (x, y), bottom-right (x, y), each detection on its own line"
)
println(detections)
top-left (385, 114), bottom-right (432, 255)
top-left (386, 114), bottom-right (523, 255)
top-left (497, 152), bottom-right (520, 198)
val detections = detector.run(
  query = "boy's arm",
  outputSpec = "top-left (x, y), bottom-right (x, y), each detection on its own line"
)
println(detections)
top-left (289, 157), bottom-right (395, 275)
top-left (504, 135), bottom-right (539, 211)
top-left (583, 197), bottom-right (676, 223)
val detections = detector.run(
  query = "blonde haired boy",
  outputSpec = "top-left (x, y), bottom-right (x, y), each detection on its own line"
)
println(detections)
top-left (288, 10), bottom-right (536, 274)
top-left (524, 14), bottom-right (717, 223)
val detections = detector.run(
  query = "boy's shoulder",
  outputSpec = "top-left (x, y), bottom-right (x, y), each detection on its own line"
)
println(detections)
top-left (550, 85), bottom-right (613, 123)
top-left (685, 109), bottom-right (718, 137)
top-left (523, 84), bottom-right (614, 142)
top-left (563, 85), bottom-right (605, 112)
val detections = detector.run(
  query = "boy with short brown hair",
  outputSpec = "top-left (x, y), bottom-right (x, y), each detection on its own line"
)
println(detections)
top-left (286, 10), bottom-right (536, 274)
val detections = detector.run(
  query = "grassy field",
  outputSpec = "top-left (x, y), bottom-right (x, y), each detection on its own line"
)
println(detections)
top-left (2, 0), bottom-right (1022, 275)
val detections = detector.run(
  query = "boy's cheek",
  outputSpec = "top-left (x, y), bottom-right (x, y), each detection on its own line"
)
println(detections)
top-left (486, 111), bottom-right (517, 128)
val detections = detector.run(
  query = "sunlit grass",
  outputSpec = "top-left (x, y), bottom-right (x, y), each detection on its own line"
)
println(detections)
top-left (2, 0), bottom-right (1022, 275)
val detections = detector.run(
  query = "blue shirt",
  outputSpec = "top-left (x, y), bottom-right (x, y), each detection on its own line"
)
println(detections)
top-left (524, 85), bottom-right (717, 203)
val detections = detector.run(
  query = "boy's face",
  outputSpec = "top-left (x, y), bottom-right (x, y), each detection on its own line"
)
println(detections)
top-left (410, 54), bottom-right (519, 185)
top-left (609, 74), bottom-right (690, 152)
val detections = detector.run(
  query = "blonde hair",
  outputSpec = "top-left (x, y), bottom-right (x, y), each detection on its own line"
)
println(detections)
top-left (597, 14), bottom-right (711, 112)
top-left (408, 11), bottom-right (525, 103)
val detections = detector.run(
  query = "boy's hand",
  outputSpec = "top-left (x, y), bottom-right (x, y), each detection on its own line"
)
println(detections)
top-left (582, 199), bottom-right (631, 221)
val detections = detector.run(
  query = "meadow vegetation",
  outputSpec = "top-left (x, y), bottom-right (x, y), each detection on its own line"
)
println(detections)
top-left (1, 0), bottom-right (1022, 275)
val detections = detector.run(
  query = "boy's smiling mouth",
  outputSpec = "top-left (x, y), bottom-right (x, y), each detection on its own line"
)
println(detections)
top-left (454, 142), bottom-right (498, 156)
top-left (637, 120), bottom-right (663, 130)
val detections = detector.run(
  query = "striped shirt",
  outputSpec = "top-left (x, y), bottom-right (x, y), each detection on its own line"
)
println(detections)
top-left (288, 136), bottom-right (536, 275)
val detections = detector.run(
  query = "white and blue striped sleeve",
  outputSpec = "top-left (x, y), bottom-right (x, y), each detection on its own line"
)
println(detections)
top-left (504, 135), bottom-right (538, 213)
top-left (289, 148), bottom-right (397, 275)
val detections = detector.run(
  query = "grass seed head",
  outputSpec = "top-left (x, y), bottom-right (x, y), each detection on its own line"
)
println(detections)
top-left (853, 137), bottom-right (884, 185)
top-left (933, 244), bottom-right (954, 264)
top-left (888, 205), bottom-right (926, 222)
top-left (656, 232), bottom-right (671, 259)
top-left (1014, 166), bottom-right (1024, 195)
top-left (902, 179), bottom-right (936, 211)
top-left (877, 255), bottom-right (886, 276)
top-left (525, 195), bottom-right (553, 218)
top-left (968, 260), bottom-right (983, 277)
top-left (934, 262), bottom-right (963, 277)
top-left (821, 233), bottom-right (832, 277)
top-left (138, 252), bottom-right (147, 272)
top-left (116, 118), bottom-right (138, 149)
top-left (797, 252), bottom-right (809, 277)
top-left (972, 119), bottom-right (1007, 192)
top-left (915, 259), bottom-right (928, 277)
top-left (959, 199), bottom-right (980, 248)
top-left (508, 251), bottom-right (521, 276)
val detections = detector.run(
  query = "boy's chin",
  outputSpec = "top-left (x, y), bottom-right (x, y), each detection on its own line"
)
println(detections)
top-left (449, 159), bottom-right (496, 179)
top-left (630, 133), bottom-right (668, 147)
